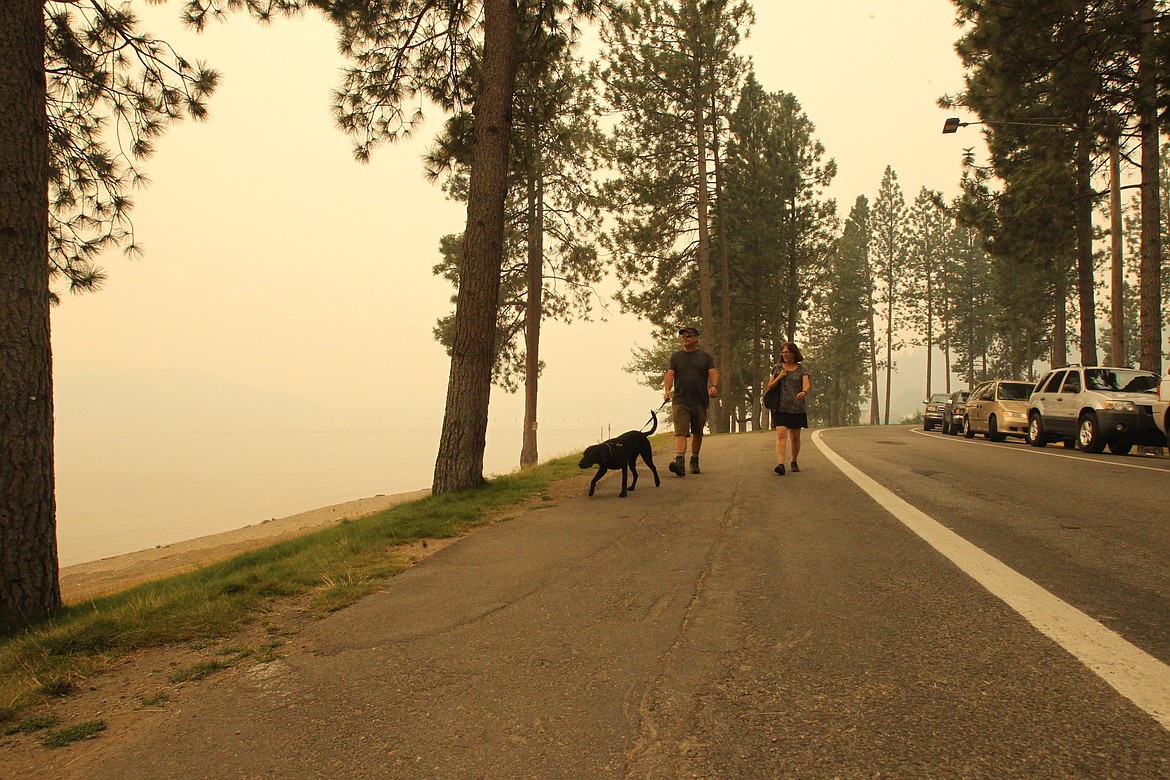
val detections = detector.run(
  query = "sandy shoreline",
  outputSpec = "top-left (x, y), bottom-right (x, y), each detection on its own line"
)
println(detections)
top-left (59, 488), bottom-right (433, 604)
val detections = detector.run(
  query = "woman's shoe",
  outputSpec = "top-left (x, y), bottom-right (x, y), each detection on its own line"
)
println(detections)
top-left (791, 461), bottom-right (800, 473)
top-left (774, 464), bottom-right (785, 475)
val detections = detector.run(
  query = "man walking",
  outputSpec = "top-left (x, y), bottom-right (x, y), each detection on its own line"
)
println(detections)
top-left (663, 326), bottom-right (719, 476)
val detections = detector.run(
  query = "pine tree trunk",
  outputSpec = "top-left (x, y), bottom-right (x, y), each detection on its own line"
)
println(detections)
top-left (711, 106), bottom-right (733, 436)
top-left (1138, 0), bottom-right (1163, 374)
top-left (864, 254), bottom-right (880, 425)
top-left (1053, 270), bottom-right (1068, 368)
top-left (432, 0), bottom-right (518, 494)
top-left (1075, 138), bottom-right (1097, 366)
top-left (692, 84), bottom-right (717, 430)
top-left (520, 175), bottom-right (543, 469)
top-left (925, 259), bottom-right (934, 398)
top-left (0, 0), bottom-right (61, 626)
top-left (1109, 133), bottom-right (1125, 366)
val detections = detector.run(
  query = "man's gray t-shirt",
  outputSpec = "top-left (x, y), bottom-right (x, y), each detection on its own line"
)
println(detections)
top-left (670, 349), bottom-right (716, 408)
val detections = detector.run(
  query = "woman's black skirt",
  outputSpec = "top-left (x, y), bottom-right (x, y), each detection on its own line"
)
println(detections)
top-left (771, 410), bottom-right (808, 429)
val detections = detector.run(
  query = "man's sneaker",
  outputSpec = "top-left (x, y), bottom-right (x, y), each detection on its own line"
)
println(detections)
top-left (690, 457), bottom-right (701, 474)
top-left (791, 461), bottom-right (800, 473)
top-left (669, 459), bottom-right (686, 477)
top-left (774, 463), bottom-right (785, 475)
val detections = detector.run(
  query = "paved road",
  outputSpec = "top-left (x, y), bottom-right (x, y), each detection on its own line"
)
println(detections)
top-left (73, 428), bottom-right (1170, 778)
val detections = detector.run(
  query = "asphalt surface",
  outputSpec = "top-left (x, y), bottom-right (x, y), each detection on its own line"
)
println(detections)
top-left (70, 428), bottom-right (1170, 778)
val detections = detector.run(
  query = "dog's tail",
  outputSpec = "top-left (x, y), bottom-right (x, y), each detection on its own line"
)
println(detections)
top-left (643, 409), bottom-right (658, 435)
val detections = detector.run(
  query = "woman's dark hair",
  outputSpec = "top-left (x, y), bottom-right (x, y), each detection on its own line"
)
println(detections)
top-left (780, 341), bottom-right (803, 363)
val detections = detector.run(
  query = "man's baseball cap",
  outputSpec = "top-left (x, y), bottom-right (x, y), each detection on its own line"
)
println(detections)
top-left (678, 326), bottom-right (700, 337)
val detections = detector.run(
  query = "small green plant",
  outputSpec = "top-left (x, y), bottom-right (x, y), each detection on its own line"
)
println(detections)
top-left (169, 658), bottom-right (233, 685)
top-left (2, 714), bottom-right (59, 735)
top-left (41, 719), bottom-right (106, 748)
top-left (38, 677), bottom-right (76, 697)
top-left (253, 640), bottom-right (283, 664)
top-left (138, 692), bottom-right (169, 708)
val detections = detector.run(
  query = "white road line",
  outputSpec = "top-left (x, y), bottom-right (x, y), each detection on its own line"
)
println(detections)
top-left (813, 429), bottom-right (1170, 732)
top-left (910, 428), bottom-right (1169, 473)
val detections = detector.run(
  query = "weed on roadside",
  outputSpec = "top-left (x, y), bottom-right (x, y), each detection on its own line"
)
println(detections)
top-left (2, 714), bottom-right (59, 736)
top-left (40, 719), bottom-right (106, 748)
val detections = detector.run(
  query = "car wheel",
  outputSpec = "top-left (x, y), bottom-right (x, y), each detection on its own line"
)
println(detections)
top-left (940, 418), bottom-right (950, 435)
top-left (924, 420), bottom-right (933, 431)
top-left (1027, 414), bottom-right (1047, 447)
top-left (1077, 413), bottom-right (1106, 453)
top-left (1108, 440), bottom-right (1133, 456)
top-left (987, 415), bottom-right (1006, 442)
top-left (963, 416), bottom-right (975, 439)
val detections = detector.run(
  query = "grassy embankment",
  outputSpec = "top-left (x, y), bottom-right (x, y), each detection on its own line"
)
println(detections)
top-left (0, 452), bottom-right (589, 730)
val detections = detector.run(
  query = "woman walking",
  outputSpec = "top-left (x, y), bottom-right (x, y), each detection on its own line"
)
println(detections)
top-left (765, 342), bottom-right (811, 475)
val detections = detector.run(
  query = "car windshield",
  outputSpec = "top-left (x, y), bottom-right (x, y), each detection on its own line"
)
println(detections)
top-left (929, 394), bottom-right (949, 403)
top-left (1084, 368), bottom-right (1158, 393)
top-left (998, 382), bottom-right (1033, 401)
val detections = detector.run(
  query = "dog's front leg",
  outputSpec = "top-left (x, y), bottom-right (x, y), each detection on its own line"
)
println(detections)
top-left (619, 464), bottom-right (629, 497)
top-left (589, 467), bottom-right (607, 497)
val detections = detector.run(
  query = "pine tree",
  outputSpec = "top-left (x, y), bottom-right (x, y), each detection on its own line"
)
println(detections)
top-left (804, 197), bottom-right (870, 427)
top-left (905, 188), bottom-right (951, 397)
top-left (427, 23), bottom-right (604, 469)
top-left (320, 0), bottom-right (599, 492)
top-left (599, 0), bottom-right (752, 431)
top-left (870, 166), bottom-right (908, 425)
top-left (723, 74), bottom-right (834, 427)
top-left (2, 1), bottom-right (217, 626)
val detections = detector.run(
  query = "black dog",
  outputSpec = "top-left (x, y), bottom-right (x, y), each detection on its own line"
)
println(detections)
top-left (578, 411), bottom-right (661, 498)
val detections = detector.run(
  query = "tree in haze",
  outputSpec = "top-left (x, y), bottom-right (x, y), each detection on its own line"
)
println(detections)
top-left (768, 92), bottom-right (836, 348)
top-left (1, 1), bottom-right (216, 627)
top-left (945, 221), bottom-right (994, 387)
top-left (427, 22), bottom-right (604, 469)
top-left (904, 188), bottom-right (952, 397)
top-left (803, 197), bottom-right (870, 428)
top-left (870, 166), bottom-right (908, 425)
top-left (599, 0), bottom-right (753, 432)
top-left (723, 73), bottom-right (835, 427)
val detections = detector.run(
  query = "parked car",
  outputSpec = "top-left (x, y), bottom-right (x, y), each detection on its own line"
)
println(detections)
top-left (941, 390), bottom-right (969, 435)
top-left (1026, 365), bottom-right (1164, 454)
top-left (923, 393), bottom-right (950, 431)
top-left (962, 380), bottom-right (1034, 441)
top-left (1155, 370), bottom-right (1170, 440)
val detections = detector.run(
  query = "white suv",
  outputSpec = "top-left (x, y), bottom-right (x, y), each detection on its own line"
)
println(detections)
top-left (1026, 365), bottom-right (1164, 455)
top-left (1155, 370), bottom-right (1170, 440)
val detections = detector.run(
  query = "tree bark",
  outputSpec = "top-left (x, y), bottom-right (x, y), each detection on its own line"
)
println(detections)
top-left (1109, 133), bottom-right (1124, 366)
top-left (432, 0), bottom-right (518, 494)
top-left (0, 0), bottom-right (61, 626)
top-left (1138, 0), bottom-right (1163, 374)
top-left (711, 102), bottom-right (733, 435)
top-left (520, 174), bottom-right (543, 469)
top-left (864, 250), bottom-right (880, 425)
top-left (1074, 136), bottom-right (1097, 366)
top-left (692, 78), bottom-right (717, 430)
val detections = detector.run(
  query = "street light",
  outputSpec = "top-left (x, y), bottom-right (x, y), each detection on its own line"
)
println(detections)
top-left (942, 116), bottom-right (1075, 133)
top-left (941, 116), bottom-right (966, 133)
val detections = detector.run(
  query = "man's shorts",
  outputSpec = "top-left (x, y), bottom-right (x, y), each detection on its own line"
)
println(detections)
top-left (671, 402), bottom-right (708, 437)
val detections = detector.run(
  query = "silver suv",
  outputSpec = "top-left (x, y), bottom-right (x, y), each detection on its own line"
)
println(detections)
top-left (1026, 365), bottom-right (1163, 454)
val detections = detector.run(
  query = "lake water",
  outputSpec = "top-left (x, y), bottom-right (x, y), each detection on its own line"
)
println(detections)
top-left (55, 425), bottom-right (604, 567)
